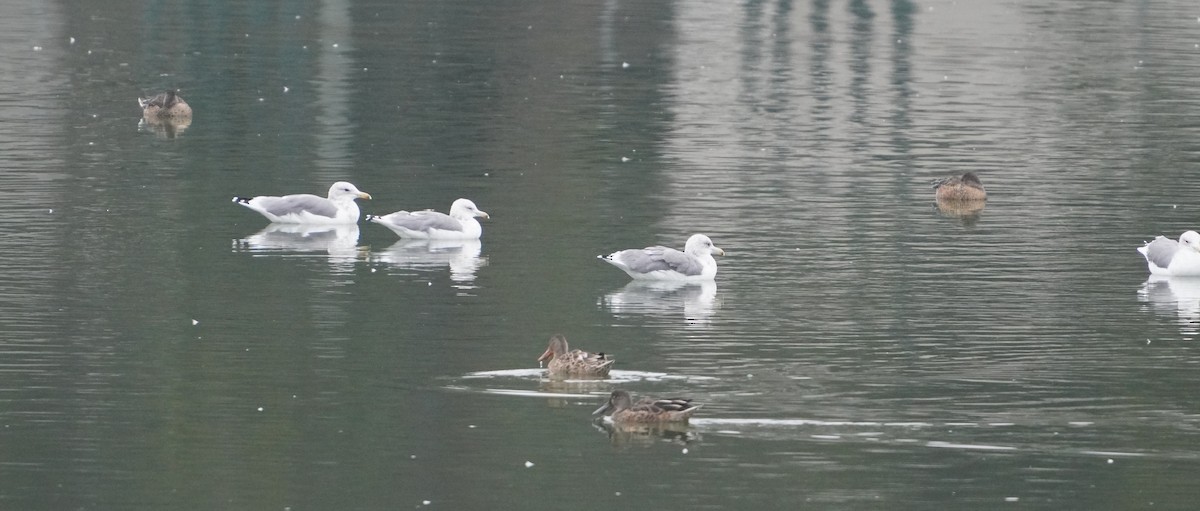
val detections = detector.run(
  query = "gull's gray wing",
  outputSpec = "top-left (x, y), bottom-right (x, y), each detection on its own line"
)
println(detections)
top-left (659, 248), bottom-right (705, 276)
top-left (385, 211), bottom-right (463, 232)
top-left (256, 194), bottom-right (338, 218)
top-left (617, 246), bottom-right (703, 276)
top-left (1143, 236), bottom-right (1180, 269)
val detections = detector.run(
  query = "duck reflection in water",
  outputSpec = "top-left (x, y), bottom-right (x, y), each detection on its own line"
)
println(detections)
top-left (602, 280), bottom-right (718, 325)
top-left (138, 116), bottom-right (190, 138)
top-left (592, 418), bottom-right (700, 448)
top-left (368, 239), bottom-right (485, 284)
top-left (1138, 275), bottom-right (1200, 338)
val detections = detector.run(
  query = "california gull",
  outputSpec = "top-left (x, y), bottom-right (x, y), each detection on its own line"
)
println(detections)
top-left (1139, 231), bottom-right (1200, 277)
top-left (600, 234), bottom-right (724, 281)
top-left (233, 181), bottom-right (371, 224)
top-left (366, 198), bottom-right (489, 239)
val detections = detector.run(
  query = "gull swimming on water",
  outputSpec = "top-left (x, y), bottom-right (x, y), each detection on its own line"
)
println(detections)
top-left (600, 234), bottom-right (725, 281)
top-left (1138, 231), bottom-right (1200, 277)
top-left (365, 198), bottom-right (489, 240)
top-left (233, 181), bottom-right (371, 225)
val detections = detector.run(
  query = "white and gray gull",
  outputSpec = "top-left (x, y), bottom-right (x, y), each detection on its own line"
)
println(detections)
top-left (1138, 231), bottom-right (1200, 277)
top-left (233, 181), bottom-right (371, 225)
top-left (600, 234), bottom-right (725, 281)
top-left (366, 198), bottom-right (489, 240)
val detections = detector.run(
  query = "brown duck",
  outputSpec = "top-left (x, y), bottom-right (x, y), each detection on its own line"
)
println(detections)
top-left (139, 90), bottom-right (193, 120)
top-left (537, 334), bottom-right (613, 378)
top-left (592, 390), bottom-right (701, 424)
top-left (933, 172), bottom-right (986, 201)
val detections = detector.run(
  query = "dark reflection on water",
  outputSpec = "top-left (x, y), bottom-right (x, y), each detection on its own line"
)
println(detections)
top-left (2, 0), bottom-right (1200, 509)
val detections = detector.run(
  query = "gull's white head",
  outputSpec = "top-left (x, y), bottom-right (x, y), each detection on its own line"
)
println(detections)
top-left (1180, 231), bottom-right (1200, 251)
top-left (327, 181), bottom-right (371, 201)
top-left (450, 198), bottom-right (489, 220)
top-left (684, 234), bottom-right (725, 257)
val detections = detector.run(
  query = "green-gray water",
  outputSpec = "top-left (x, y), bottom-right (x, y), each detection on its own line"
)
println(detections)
top-left (2, 0), bottom-right (1200, 509)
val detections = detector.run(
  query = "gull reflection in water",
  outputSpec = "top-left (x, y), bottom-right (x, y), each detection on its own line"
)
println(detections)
top-left (368, 239), bottom-right (486, 285)
top-left (233, 224), bottom-right (363, 268)
top-left (600, 280), bottom-right (719, 325)
top-left (1138, 275), bottom-right (1200, 337)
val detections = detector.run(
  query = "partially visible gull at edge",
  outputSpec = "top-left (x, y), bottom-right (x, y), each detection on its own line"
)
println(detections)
top-left (600, 234), bottom-right (724, 281)
top-left (1138, 231), bottom-right (1200, 277)
top-left (366, 198), bottom-right (489, 240)
top-left (233, 181), bottom-right (371, 225)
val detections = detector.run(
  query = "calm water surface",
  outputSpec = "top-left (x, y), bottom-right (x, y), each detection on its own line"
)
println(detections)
top-left (2, 0), bottom-right (1200, 509)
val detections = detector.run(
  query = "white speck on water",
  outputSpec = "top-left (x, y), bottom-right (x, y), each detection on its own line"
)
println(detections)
top-left (1005, 497), bottom-right (1019, 502)
top-left (1107, 459), bottom-right (1114, 464)
top-left (943, 75), bottom-right (949, 80)
top-left (428, 282), bottom-right (432, 286)
top-left (615, 492), bottom-right (622, 496)
top-left (524, 461), bottom-right (534, 468)
top-left (88, 142), bottom-right (94, 146)
top-left (69, 37), bottom-right (75, 44)
top-left (422, 501), bottom-right (431, 506)
top-left (747, 374), bottom-right (753, 378)
top-left (302, 45), bottom-right (308, 49)
top-left (1172, 204), bottom-right (1177, 208)
top-left (33, 46), bottom-right (43, 51)
top-left (92, 114), bottom-right (97, 118)
top-left (370, 268), bottom-right (376, 273)
top-left (48, 209), bottom-right (53, 214)
top-left (622, 62), bottom-right (630, 69)
top-left (411, 455), bottom-right (417, 459)
top-left (332, 43), bottom-right (339, 48)
top-left (295, 15), bottom-right (301, 20)
top-left (87, 50), bottom-right (92, 55)
top-left (527, 25), bottom-right (533, 30)
top-left (363, 67), bottom-right (368, 71)
top-left (468, 425), bottom-right (476, 429)
top-left (621, 156), bottom-right (630, 162)
top-left (483, 172), bottom-right (489, 177)
top-left (257, 407), bottom-right (264, 412)
top-left (681, 448), bottom-right (689, 454)
top-left (283, 86), bottom-right (289, 93)
top-left (192, 319), bottom-right (199, 326)
top-left (244, 33), bottom-right (249, 38)
top-left (258, 98), bottom-right (264, 102)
